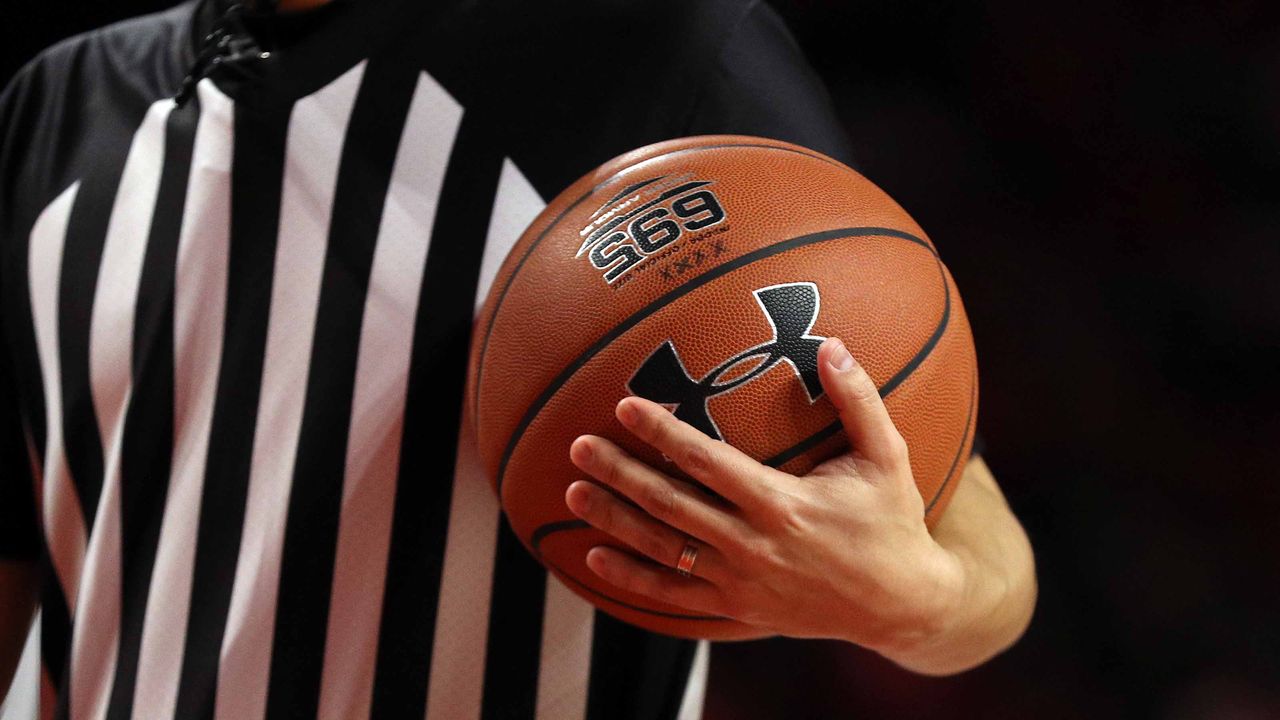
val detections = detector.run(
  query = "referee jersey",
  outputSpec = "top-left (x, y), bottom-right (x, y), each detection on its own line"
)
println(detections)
top-left (0, 0), bottom-right (855, 717)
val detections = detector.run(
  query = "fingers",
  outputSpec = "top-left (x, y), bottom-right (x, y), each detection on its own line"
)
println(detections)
top-left (569, 434), bottom-right (742, 548)
top-left (816, 337), bottom-right (909, 469)
top-left (614, 396), bottom-right (783, 508)
top-left (565, 480), bottom-right (727, 583)
top-left (584, 546), bottom-right (729, 618)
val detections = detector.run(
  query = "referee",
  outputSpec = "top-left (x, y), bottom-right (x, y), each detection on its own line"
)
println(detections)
top-left (0, 0), bottom-right (1036, 718)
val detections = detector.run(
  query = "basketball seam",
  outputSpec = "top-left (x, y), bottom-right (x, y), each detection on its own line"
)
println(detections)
top-left (471, 141), bottom-right (845, 422)
top-left (759, 250), bottom-right (954, 468)
top-left (496, 226), bottom-right (938, 494)
top-left (530, 518), bottom-right (589, 553)
top-left (926, 366), bottom-right (979, 514)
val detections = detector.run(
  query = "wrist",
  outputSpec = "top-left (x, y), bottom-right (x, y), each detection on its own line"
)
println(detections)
top-left (865, 541), bottom-right (968, 668)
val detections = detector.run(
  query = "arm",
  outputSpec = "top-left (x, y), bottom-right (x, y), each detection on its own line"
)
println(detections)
top-left (0, 559), bottom-right (38, 702)
top-left (879, 455), bottom-right (1036, 674)
top-left (563, 337), bottom-right (1037, 674)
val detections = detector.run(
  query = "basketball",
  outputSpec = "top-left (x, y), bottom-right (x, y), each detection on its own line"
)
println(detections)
top-left (466, 135), bottom-right (978, 639)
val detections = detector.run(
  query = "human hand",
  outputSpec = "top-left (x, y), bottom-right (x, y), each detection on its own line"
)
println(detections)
top-left (565, 337), bottom-right (965, 655)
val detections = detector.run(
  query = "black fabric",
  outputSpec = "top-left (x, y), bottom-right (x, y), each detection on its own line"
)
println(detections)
top-left (0, 1), bottom-right (892, 717)
top-left (586, 613), bottom-right (699, 720)
top-left (685, 0), bottom-right (856, 168)
top-left (0, 319), bottom-right (38, 560)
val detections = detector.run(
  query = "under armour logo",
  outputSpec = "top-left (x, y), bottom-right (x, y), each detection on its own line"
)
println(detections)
top-left (628, 282), bottom-right (826, 440)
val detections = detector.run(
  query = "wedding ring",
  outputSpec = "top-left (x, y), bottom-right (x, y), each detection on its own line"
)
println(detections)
top-left (676, 541), bottom-right (699, 578)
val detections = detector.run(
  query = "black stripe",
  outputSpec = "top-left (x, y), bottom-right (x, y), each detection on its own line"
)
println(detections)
top-left (56, 136), bottom-right (139, 536)
top-left (496, 227), bottom-right (934, 492)
top-left (479, 520), bottom-right (547, 720)
top-left (104, 97), bottom-right (197, 718)
top-left (0, 343), bottom-right (39, 558)
top-left (104, 98), bottom-right (198, 720)
top-left (173, 103), bottom-right (289, 720)
top-left (264, 61), bottom-right (419, 719)
top-left (369, 114), bottom-right (504, 716)
top-left (1, 237), bottom-right (44, 562)
top-left (40, 556), bottom-right (71, 691)
top-left (585, 612), bottom-right (697, 720)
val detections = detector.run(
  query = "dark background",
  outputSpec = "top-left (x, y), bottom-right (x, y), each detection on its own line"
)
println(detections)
top-left (4, 2), bottom-right (1278, 718)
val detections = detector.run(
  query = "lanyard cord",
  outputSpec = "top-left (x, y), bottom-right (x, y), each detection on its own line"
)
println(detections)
top-left (174, 0), bottom-right (277, 105)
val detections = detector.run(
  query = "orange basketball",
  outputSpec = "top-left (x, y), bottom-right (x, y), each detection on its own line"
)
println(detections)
top-left (466, 135), bottom-right (978, 639)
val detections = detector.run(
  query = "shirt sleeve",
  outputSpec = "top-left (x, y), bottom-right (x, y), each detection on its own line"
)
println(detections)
top-left (0, 66), bottom-right (43, 562)
top-left (683, 2), bottom-right (986, 459)
top-left (682, 0), bottom-right (856, 168)
top-left (0, 337), bottom-right (39, 561)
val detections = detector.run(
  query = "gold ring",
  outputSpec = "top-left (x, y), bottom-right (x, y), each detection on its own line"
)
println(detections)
top-left (676, 541), bottom-right (699, 578)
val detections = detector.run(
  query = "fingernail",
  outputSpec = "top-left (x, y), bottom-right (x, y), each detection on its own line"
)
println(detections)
top-left (566, 481), bottom-right (590, 514)
top-left (828, 338), bottom-right (855, 372)
top-left (572, 437), bottom-right (593, 463)
top-left (617, 399), bottom-right (639, 427)
top-left (586, 547), bottom-right (609, 575)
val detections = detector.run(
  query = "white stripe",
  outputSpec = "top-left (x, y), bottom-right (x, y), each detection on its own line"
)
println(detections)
top-left (73, 99), bottom-right (173, 720)
top-left (675, 640), bottom-right (710, 720)
top-left (424, 158), bottom-right (544, 720)
top-left (0, 611), bottom-right (40, 720)
top-left (316, 71), bottom-right (462, 720)
top-left (27, 182), bottom-right (86, 612)
top-left (131, 80), bottom-right (235, 719)
top-left (534, 579), bottom-right (593, 720)
top-left (214, 61), bottom-right (366, 720)
top-left (513, 158), bottom-right (598, 720)
top-left (471, 159), bottom-right (544, 320)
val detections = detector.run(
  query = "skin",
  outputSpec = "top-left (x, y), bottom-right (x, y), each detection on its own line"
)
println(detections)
top-left (0, 560), bottom-right (39, 700)
top-left (566, 337), bottom-right (1036, 675)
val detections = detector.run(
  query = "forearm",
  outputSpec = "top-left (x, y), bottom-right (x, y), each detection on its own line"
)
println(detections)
top-left (0, 559), bottom-right (39, 702)
top-left (878, 456), bottom-right (1036, 675)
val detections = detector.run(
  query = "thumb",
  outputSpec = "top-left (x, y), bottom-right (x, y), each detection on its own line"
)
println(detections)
top-left (817, 337), bottom-right (908, 467)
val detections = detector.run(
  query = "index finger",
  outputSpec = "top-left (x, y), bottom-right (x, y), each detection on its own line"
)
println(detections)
top-left (615, 395), bottom-right (784, 509)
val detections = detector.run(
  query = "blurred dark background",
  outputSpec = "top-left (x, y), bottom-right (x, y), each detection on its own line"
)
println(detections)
top-left (4, 1), bottom-right (1278, 718)
top-left (707, 2), bottom-right (1280, 718)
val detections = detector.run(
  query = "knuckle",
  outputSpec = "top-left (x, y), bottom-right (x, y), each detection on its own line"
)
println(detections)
top-left (596, 493), bottom-right (619, 531)
top-left (605, 454), bottom-right (627, 489)
top-left (763, 490), bottom-right (803, 530)
top-left (847, 366), bottom-right (881, 404)
top-left (888, 434), bottom-right (911, 464)
top-left (648, 412), bottom-right (676, 446)
top-left (643, 484), bottom-right (679, 522)
top-left (717, 529), bottom-right (751, 559)
top-left (738, 537), bottom-right (776, 569)
top-left (681, 442), bottom-right (713, 478)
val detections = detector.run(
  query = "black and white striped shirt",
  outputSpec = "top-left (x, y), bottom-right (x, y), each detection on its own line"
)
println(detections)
top-left (0, 1), bottom-right (853, 717)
